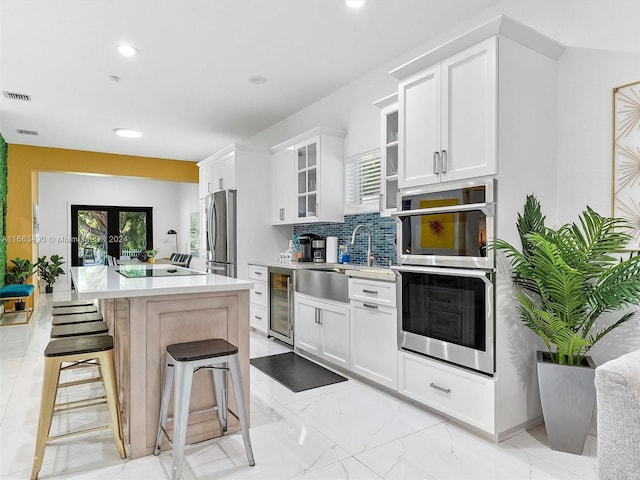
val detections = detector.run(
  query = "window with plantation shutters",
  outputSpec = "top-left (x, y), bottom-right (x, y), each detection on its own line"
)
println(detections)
top-left (345, 149), bottom-right (381, 214)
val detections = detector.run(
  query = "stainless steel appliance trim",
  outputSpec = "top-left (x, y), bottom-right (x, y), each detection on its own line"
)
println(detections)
top-left (390, 201), bottom-right (495, 218)
top-left (398, 177), bottom-right (496, 202)
top-left (295, 269), bottom-right (349, 304)
top-left (267, 266), bottom-right (295, 345)
top-left (394, 265), bottom-right (495, 375)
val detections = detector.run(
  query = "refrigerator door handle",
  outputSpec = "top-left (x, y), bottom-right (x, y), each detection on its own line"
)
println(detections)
top-left (206, 195), bottom-right (215, 261)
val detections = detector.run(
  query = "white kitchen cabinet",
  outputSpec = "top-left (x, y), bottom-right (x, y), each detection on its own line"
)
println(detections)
top-left (198, 151), bottom-right (237, 198)
top-left (396, 37), bottom-right (496, 188)
top-left (398, 350), bottom-right (495, 434)
top-left (374, 93), bottom-right (399, 215)
top-left (294, 292), bottom-right (350, 368)
top-left (270, 147), bottom-right (296, 225)
top-left (349, 277), bottom-right (397, 389)
top-left (248, 264), bottom-right (268, 334)
top-left (271, 127), bottom-right (346, 224)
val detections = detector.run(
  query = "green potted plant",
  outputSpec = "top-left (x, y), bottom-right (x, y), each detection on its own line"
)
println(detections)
top-left (5, 257), bottom-right (38, 310)
top-left (493, 195), bottom-right (640, 454)
top-left (37, 255), bottom-right (66, 293)
top-left (146, 249), bottom-right (159, 264)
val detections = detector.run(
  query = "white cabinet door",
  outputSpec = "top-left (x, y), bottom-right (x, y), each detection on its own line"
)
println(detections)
top-left (398, 37), bottom-right (496, 188)
top-left (295, 136), bottom-right (319, 221)
top-left (294, 295), bottom-right (321, 355)
top-left (441, 38), bottom-right (496, 182)
top-left (295, 294), bottom-right (349, 367)
top-left (211, 152), bottom-right (237, 192)
top-left (271, 148), bottom-right (296, 225)
top-left (199, 162), bottom-right (214, 199)
top-left (399, 63), bottom-right (441, 188)
top-left (318, 301), bottom-right (350, 369)
top-left (350, 301), bottom-right (397, 389)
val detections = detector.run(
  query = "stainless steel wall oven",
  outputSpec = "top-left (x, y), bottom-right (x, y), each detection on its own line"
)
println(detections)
top-left (392, 179), bottom-right (496, 375)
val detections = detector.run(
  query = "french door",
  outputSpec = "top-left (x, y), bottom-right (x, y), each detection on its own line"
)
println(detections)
top-left (70, 205), bottom-right (153, 266)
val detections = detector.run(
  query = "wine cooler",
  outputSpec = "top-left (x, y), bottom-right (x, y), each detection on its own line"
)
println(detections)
top-left (268, 266), bottom-right (295, 345)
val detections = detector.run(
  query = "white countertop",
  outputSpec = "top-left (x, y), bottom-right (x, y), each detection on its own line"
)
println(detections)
top-left (248, 260), bottom-right (397, 282)
top-left (71, 265), bottom-right (253, 300)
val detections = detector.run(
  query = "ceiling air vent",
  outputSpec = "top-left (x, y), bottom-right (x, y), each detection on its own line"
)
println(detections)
top-left (3, 91), bottom-right (31, 101)
top-left (16, 129), bottom-right (38, 136)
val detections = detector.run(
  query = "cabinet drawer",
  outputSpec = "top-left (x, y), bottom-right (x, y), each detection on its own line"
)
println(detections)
top-left (348, 278), bottom-right (396, 307)
top-left (250, 304), bottom-right (268, 334)
top-left (398, 350), bottom-right (495, 433)
top-left (250, 281), bottom-right (267, 306)
top-left (249, 265), bottom-right (267, 281)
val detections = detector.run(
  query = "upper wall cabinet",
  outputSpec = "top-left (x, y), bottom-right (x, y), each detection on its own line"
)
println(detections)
top-left (396, 37), bottom-right (496, 188)
top-left (198, 150), bottom-right (237, 198)
top-left (391, 16), bottom-right (566, 191)
top-left (271, 127), bottom-right (347, 224)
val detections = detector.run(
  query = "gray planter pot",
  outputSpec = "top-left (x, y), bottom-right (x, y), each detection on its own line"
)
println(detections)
top-left (537, 351), bottom-right (596, 455)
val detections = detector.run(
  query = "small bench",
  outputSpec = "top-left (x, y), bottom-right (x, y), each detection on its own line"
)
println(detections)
top-left (0, 284), bottom-right (36, 324)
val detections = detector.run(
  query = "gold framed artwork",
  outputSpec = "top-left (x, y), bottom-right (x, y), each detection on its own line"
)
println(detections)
top-left (613, 80), bottom-right (640, 249)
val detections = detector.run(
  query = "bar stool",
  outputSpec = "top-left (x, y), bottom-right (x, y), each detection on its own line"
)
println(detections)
top-left (51, 305), bottom-right (98, 316)
top-left (50, 321), bottom-right (108, 338)
top-left (31, 335), bottom-right (125, 480)
top-left (154, 339), bottom-right (255, 480)
top-left (52, 299), bottom-right (95, 308)
top-left (51, 312), bottom-right (103, 326)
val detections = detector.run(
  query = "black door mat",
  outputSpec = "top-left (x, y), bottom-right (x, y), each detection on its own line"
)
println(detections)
top-left (250, 352), bottom-right (348, 392)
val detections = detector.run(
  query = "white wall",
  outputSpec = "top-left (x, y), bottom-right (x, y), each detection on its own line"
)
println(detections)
top-left (37, 172), bottom-right (199, 290)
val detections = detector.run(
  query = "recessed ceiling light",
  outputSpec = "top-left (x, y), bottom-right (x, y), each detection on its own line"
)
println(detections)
top-left (114, 128), bottom-right (142, 138)
top-left (117, 44), bottom-right (139, 56)
top-left (344, 0), bottom-right (366, 8)
top-left (248, 75), bottom-right (267, 84)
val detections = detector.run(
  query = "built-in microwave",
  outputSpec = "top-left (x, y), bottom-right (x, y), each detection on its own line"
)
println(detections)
top-left (391, 178), bottom-right (495, 269)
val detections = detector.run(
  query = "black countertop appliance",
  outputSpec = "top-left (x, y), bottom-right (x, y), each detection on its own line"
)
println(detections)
top-left (298, 234), bottom-right (319, 262)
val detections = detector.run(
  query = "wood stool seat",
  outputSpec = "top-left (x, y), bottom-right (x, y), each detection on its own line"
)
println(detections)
top-left (154, 338), bottom-right (254, 480)
top-left (52, 299), bottom-right (95, 308)
top-left (31, 335), bottom-right (125, 479)
top-left (51, 312), bottom-right (103, 326)
top-left (51, 305), bottom-right (98, 316)
top-left (167, 338), bottom-right (239, 362)
top-left (50, 321), bottom-right (108, 338)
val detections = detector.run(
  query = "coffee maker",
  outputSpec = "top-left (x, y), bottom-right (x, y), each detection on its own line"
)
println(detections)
top-left (298, 234), bottom-right (315, 262)
top-left (312, 238), bottom-right (326, 263)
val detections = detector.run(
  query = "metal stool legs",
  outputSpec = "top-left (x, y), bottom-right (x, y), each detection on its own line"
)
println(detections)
top-left (154, 350), bottom-right (254, 480)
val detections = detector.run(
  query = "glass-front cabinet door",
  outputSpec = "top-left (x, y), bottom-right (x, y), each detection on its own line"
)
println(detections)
top-left (374, 93), bottom-right (399, 216)
top-left (296, 137), bottom-right (319, 219)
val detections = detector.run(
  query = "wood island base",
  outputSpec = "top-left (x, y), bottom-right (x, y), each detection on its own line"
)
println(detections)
top-left (100, 290), bottom-right (250, 459)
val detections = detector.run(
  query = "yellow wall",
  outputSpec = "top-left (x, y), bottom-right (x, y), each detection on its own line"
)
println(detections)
top-left (6, 144), bottom-right (198, 262)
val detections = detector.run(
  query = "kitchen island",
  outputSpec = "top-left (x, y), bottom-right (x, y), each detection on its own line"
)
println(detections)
top-left (70, 265), bottom-right (253, 458)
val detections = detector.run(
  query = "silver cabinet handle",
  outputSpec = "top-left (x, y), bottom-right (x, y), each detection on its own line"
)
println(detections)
top-left (255, 291), bottom-right (262, 295)
top-left (429, 382), bottom-right (451, 394)
top-left (433, 151), bottom-right (440, 174)
top-left (279, 208), bottom-right (284, 221)
top-left (254, 271), bottom-right (262, 276)
top-left (362, 289), bottom-right (378, 295)
top-left (254, 315), bottom-right (262, 320)
top-left (441, 150), bottom-right (447, 173)
top-left (363, 303), bottom-right (378, 309)
top-left (314, 307), bottom-right (319, 324)
top-left (218, 178), bottom-right (224, 190)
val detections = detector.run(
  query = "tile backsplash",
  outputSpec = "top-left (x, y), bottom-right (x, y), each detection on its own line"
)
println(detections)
top-left (293, 213), bottom-right (397, 266)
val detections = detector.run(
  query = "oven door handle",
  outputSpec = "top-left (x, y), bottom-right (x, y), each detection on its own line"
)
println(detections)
top-left (390, 202), bottom-right (495, 218)
top-left (391, 265), bottom-right (494, 282)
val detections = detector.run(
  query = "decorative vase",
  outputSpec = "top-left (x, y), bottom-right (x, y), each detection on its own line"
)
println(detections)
top-left (536, 351), bottom-right (596, 455)
top-left (148, 257), bottom-right (155, 264)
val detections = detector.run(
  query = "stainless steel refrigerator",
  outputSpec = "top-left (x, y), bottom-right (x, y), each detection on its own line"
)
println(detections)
top-left (205, 189), bottom-right (237, 277)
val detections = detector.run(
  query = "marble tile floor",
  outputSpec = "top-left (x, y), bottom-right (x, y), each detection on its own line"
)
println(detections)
top-left (0, 296), bottom-right (598, 479)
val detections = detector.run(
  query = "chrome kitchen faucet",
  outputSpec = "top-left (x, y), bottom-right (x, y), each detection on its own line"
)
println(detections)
top-left (350, 224), bottom-right (375, 267)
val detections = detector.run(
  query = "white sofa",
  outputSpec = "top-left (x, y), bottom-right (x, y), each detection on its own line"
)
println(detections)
top-left (595, 349), bottom-right (640, 480)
